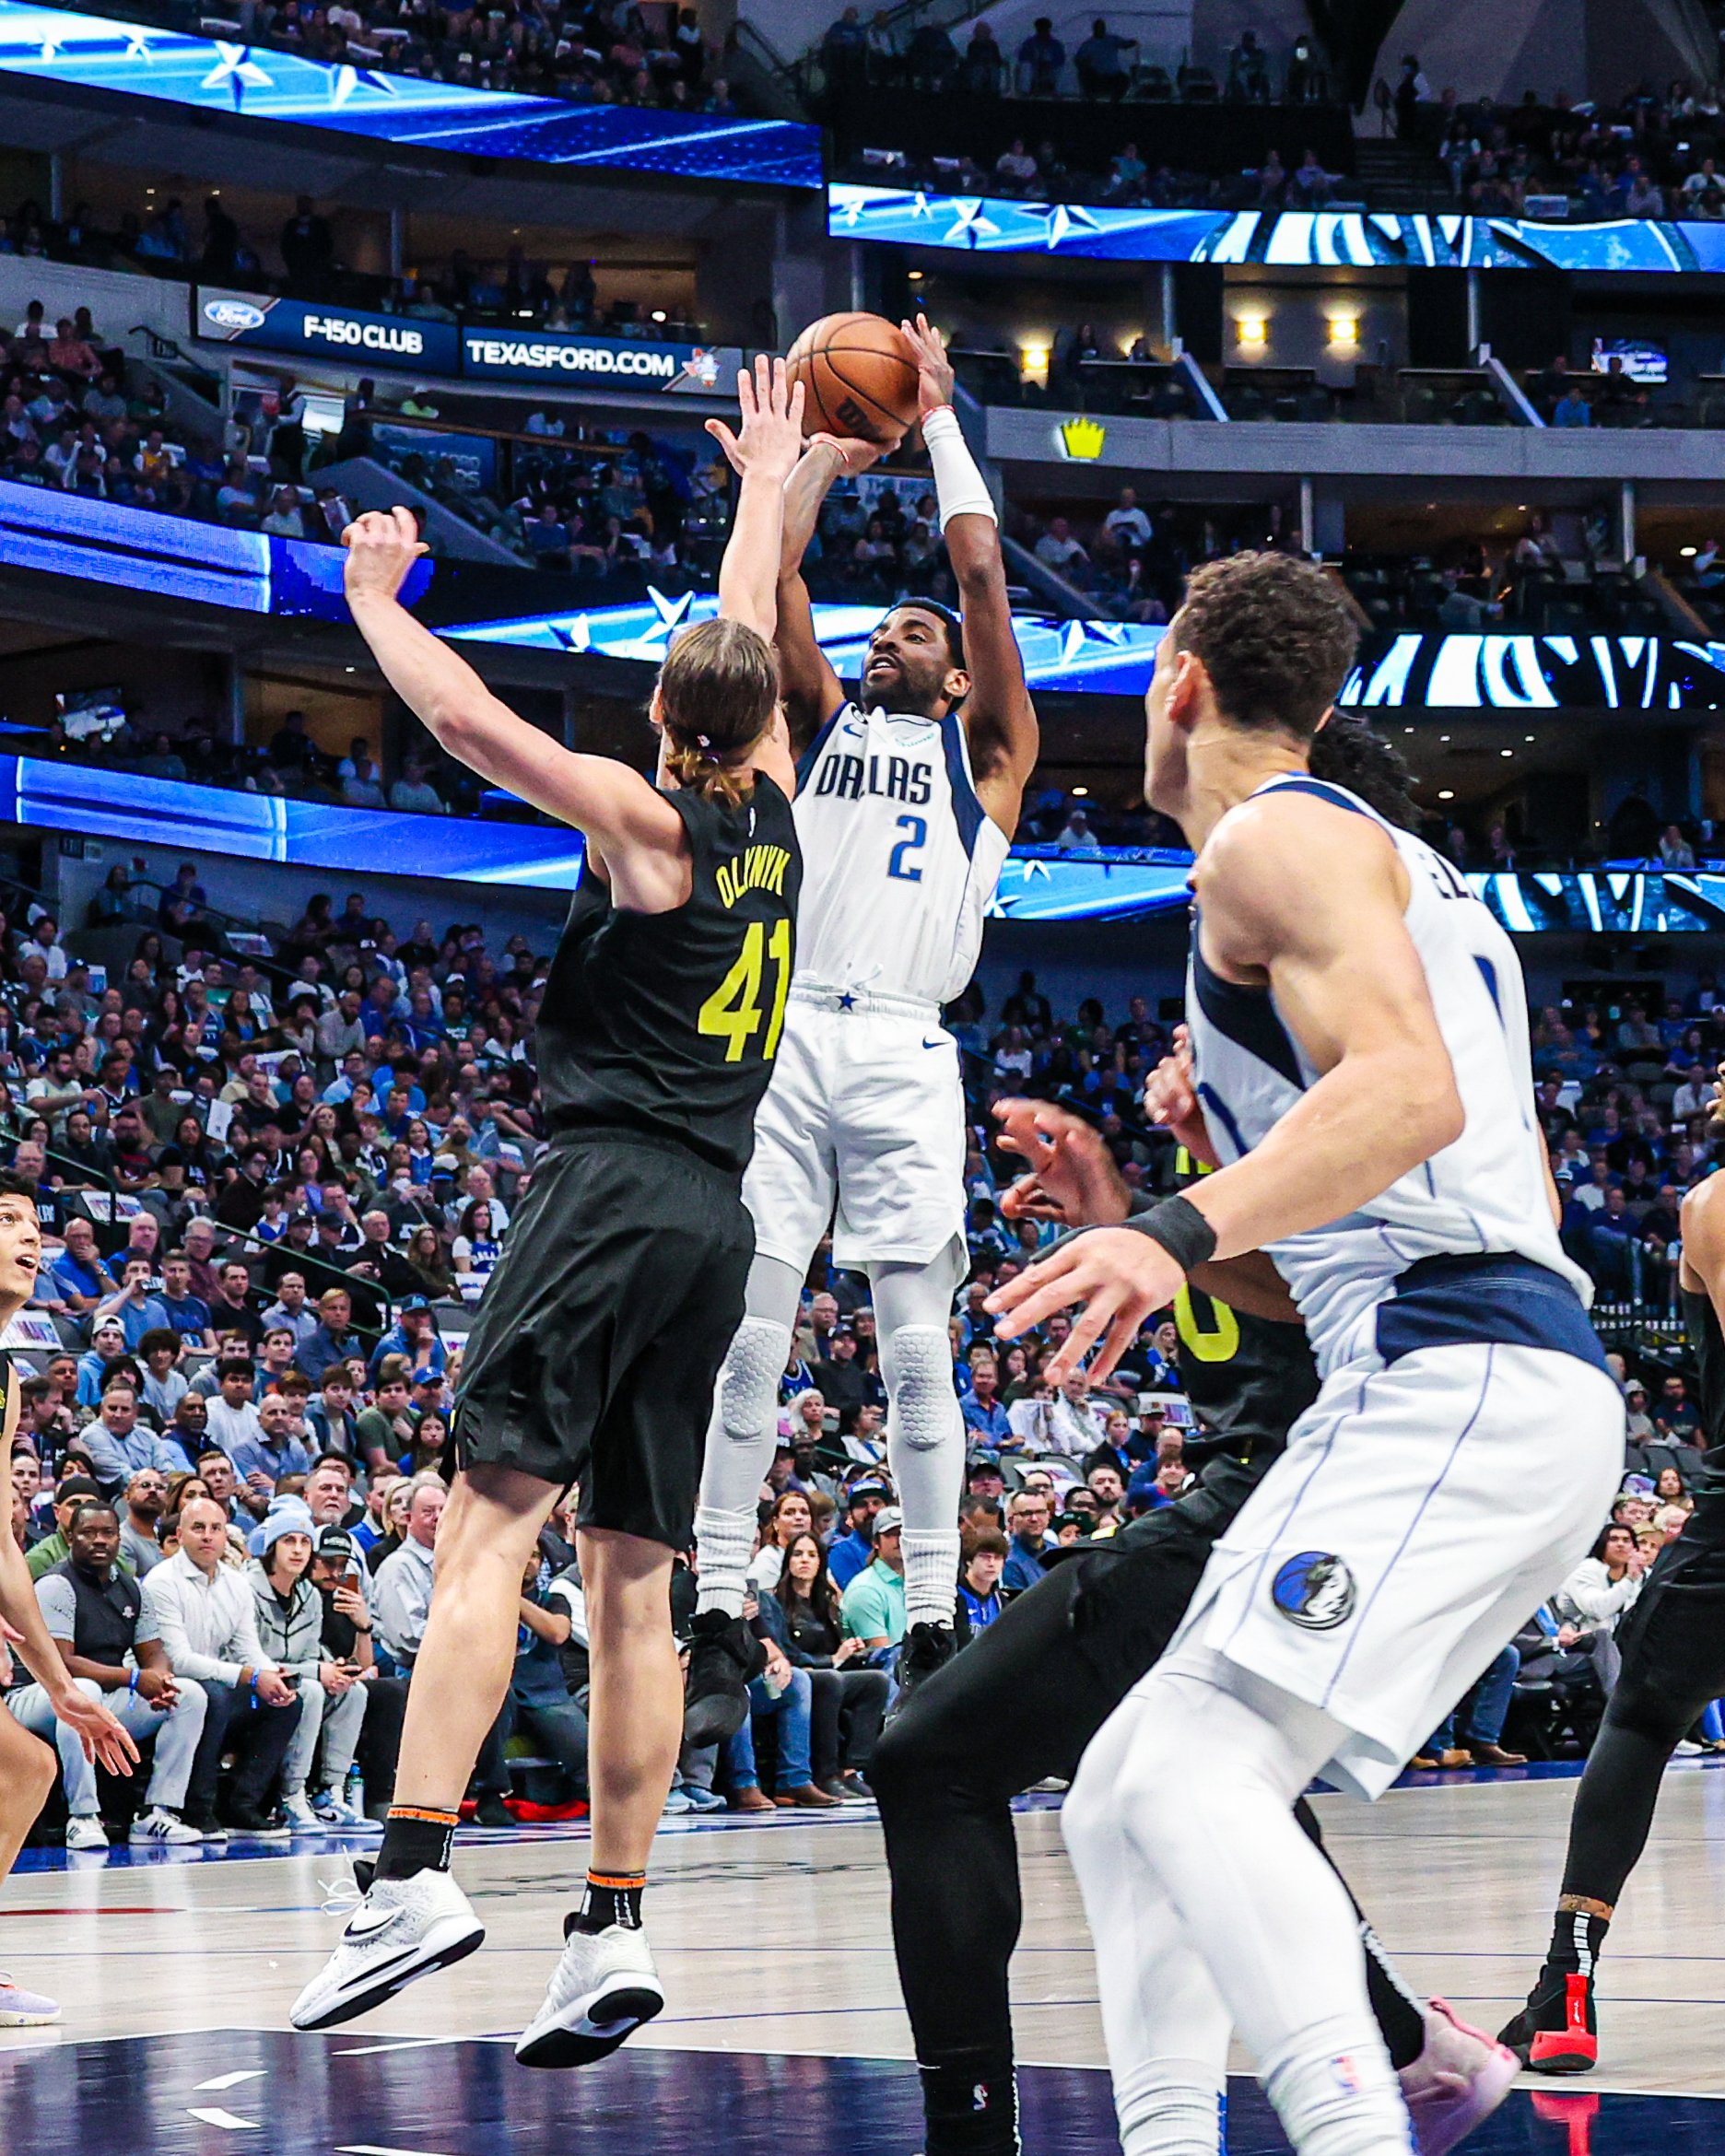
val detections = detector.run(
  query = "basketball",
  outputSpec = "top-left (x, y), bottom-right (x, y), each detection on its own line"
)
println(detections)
top-left (784, 311), bottom-right (922, 443)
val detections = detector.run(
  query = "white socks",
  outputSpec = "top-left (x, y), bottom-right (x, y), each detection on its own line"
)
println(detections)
top-left (1261, 2021), bottom-right (1411, 2156)
top-left (901, 1528), bottom-right (963, 1630)
top-left (693, 1310), bottom-right (791, 1618)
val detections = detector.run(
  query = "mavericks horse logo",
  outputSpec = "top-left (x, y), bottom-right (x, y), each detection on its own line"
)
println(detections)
top-left (1272, 1551), bottom-right (1356, 1631)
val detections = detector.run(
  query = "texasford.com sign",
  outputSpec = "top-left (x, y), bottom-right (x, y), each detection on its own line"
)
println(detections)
top-left (195, 288), bottom-right (460, 373)
top-left (460, 329), bottom-right (741, 391)
top-left (194, 287), bottom-right (737, 395)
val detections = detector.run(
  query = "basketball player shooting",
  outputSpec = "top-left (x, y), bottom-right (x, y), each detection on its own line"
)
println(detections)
top-left (984, 552), bottom-right (1624, 2156)
top-left (683, 316), bottom-right (1039, 1736)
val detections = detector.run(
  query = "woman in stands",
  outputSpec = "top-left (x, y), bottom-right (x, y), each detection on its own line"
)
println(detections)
top-left (763, 1530), bottom-right (885, 1800)
top-left (746, 1490), bottom-right (815, 1595)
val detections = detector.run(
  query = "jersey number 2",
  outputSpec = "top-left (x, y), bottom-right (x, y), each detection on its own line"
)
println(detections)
top-left (888, 814), bottom-right (927, 883)
top-left (699, 917), bottom-right (792, 1062)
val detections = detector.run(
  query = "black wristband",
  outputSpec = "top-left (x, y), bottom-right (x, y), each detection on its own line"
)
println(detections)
top-left (1126, 1193), bottom-right (1217, 1273)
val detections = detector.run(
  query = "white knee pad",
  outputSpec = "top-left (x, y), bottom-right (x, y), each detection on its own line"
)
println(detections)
top-left (717, 1316), bottom-right (791, 1447)
top-left (881, 1324), bottom-right (960, 1450)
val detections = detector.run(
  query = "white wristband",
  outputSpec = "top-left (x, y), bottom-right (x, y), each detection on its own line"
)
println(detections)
top-left (921, 404), bottom-right (997, 530)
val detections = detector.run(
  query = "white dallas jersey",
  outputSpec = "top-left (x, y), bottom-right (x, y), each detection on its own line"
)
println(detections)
top-left (792, 700), bottom-right (1010, 1006)
top-left (1185, 771), bottom-right (1590, 1376)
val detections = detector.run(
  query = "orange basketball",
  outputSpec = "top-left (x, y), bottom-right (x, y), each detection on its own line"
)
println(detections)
top-left (784, 312), bottom-right (921, 444)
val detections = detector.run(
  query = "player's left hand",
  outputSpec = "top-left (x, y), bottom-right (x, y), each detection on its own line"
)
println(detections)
top-left (986, 1227), bottom-right (1184, 1383)
top-left (706, 354), bottom-right (805, 483)
top-left (901, 315), bottom-right (955, 416)
top-left (53, 1684), bottom-right (140, 1774)
top-left (342, 507), bottom-right (428, 605)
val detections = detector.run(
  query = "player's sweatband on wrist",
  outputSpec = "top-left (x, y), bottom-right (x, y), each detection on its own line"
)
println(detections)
top-left (1125, 1194), bottom-right (1217, 1273)
top-left (921, 404), bottom-right (997, 529)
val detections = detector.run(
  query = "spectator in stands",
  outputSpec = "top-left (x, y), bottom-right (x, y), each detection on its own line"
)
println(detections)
top-left (142, 1494), bottom-right (301, 1836)
top-left (1016, 17), bottom-right (1065, 94)
top-left (299, 1285), bottom-right (362, 1384)
top-left (371, 1470), bottom-right (445, 1670)
top-left (248, 1497), bottom-right (369, 1831)
top-left (839, 1505), bottom-right (908, 1649)
top-left (119, 1467), bottom-right (170, 1576)
top-left (958, 1532), bottom-right (1007, 1628)
top-left (10, 1497), bottom-right (207, 1847)
top-left (1074, 18), bottom-right (1132, 99)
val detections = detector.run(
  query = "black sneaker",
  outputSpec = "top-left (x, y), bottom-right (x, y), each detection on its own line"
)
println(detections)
top-left (474, 1793), bottom-right (513, 1828)
top-left (224, 1803), bottom-right (290, 1842)
top-left (1498, 1968), bottom-right (1597, 2073)
top-left (888, 1622), bottom-right (956, 1719)
top-left (682, 1610), bottom-right (765, 1746)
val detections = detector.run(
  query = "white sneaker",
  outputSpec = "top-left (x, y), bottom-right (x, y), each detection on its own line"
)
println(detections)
top-left (1674, 1739), bottom-right (1705, 1756)
top-left (0, 1974), bottom-right (60, 2026)
top-left (283, 1793), bottom-right (323, 1833)
top-left (129, 1807), bottom-right (204, 1845)
top-left (65, 1815), bottom-right (110, 1852)
top-left (289, 1869), bottom-right (485, 2032)
top-left (311, 1789), bottom-right (383, 1833)
top-left (1399, 1998), bottom-right (1521, 2156)
top-left (515, 1920), bottom-right (664, 2069)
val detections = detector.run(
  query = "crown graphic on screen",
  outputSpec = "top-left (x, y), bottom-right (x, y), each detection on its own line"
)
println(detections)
top-left (1058, 416), bottom-right (1107, 460)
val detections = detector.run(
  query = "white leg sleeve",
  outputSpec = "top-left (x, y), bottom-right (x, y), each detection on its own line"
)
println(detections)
top-left (694, 1252), bottom-right (803, 1617)
top-left (1069, 1649), bottom-right (1412, 2156)
top-left (1062, 1700), bottom-right (1230, 2156)
top-left (874, 1249), bottom-right (966, 1631)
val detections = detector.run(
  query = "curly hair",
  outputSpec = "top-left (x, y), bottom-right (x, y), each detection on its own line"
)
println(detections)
top-left (1308, 710), bottom-right (1418, 829)
top-left (1172, 552), bottom-right (1358, 739)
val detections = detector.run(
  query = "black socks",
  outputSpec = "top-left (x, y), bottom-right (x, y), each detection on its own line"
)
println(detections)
top-left (374, 1805), bottom-right (460, 1882)
top-left (921, 2063), bottom-right (1019, 2156)
top-left (571, 1869), bottom-right (647, 1935)
top-left (1546, 1905), bottom-right (1611, 1978)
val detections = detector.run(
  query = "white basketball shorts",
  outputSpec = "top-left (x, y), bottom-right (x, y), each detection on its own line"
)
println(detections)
top-left (744, 999), bottom-right (967, 1275)
top-left (1160, 1333), bottom-right (1624, 1799)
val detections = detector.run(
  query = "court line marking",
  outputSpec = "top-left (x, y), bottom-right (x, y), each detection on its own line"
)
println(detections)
top-left (194, 2069), bottom-right (269, 2089)
top-left (334, 2039), bottom-right (469, 2056)
top-left (185, 2106), bottom-right (259, 2128)
top-left (336, 2144), bottom-right (462, 2156)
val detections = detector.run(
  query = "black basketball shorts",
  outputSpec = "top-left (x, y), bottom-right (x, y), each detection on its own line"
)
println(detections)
top-left (452, 1129), bottom-right (755, 1552)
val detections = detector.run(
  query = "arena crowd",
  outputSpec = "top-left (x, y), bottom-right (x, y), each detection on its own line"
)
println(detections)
top-left (0, 873), bottom-right (1712, 1837)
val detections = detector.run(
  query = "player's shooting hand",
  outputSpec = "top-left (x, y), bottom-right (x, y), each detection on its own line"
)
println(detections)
top-left (342, 507), bottom-right (428, 606)
top-left (807, 433), bottom-right (902, 471)
top-left (994, 1099), bottom-right (1130, 1228)
top-left (901, 315), bottom-right (955, 415)
top-left (1143, 1025), bottom-right (1219, 1167)
top-left (986, 1227), bottom-right (1184, 1385)
top-left (706, 355), bottom-right (805, 483)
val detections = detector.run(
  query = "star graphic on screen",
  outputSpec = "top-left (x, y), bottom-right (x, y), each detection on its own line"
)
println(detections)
top-left (201, 41), bottom-right (275, 107)
top-left (944, 198), bottom-right (1002, 247)
top-left (329, 63), bottom-right (402, 106)
top-left (548, 616), bottom-right (592, 652)
top-left (123, 29), bottom-right (158, 60)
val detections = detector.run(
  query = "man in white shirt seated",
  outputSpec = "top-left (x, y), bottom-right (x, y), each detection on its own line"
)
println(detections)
top-left (140, 1497), bottom-right (301, 1838)
top-left (372, 1472), bottom-right (447, 1673)
top-left (1102, 486), bottom-right (1152, 552)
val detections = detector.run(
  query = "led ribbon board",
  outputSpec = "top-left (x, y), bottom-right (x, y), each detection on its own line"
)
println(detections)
top-left (829, 184), bottom-right (1725, 269)
top-left (0, 2), bottom-right (820, 183)
top-left (1341, 633), bottom-right (1725, 711)
top-left (444, 591), bottom-right (1168, 694)
top-left (1469, 869), bottom-right (1725, 935)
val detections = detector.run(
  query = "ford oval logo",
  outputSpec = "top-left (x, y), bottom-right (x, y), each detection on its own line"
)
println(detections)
top-left (204, 299), bottom-right (266, 331)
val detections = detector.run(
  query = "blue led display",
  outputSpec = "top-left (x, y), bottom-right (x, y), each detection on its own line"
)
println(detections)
top-left (0, 755), bottom-right (589, 887)
top-left (1341, 632), bottom-right (1725, 711)
top-left (0, 2), bottom-right (820, 185)
top-left (445, 590), bottom-right (1169, 694)
top-left (830, 184), bottom-right (1725, 269)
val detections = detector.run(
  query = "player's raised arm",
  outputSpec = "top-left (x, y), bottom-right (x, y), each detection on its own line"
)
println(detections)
top-left (768, 432), bottom-right (900, 748)
top-left (902, 316), bottom-right (1039, 833)
top-left (703, 354), bottom-right (807, 641)
top-left (990, 796), bottom-right (1462, 1377)
top-left (343, 508), bottom-right (680, 858)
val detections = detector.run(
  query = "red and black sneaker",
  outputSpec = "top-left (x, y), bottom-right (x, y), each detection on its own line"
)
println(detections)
top-left (1498, 1970), bottom-right (1597, 2074)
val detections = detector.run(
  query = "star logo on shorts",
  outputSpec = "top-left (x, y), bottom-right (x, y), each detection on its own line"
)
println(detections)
top-left (1271, 1551), bottom-right (1356, 1632)
top-left (838, 992), bottom-right (857, 1011)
